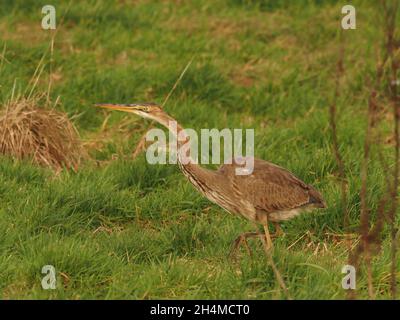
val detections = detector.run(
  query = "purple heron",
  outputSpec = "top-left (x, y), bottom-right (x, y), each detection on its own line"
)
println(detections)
top-left (95, 102), bottom-right (326, 254)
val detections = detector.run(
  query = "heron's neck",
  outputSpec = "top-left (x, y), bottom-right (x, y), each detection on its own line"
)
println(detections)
top-left (156, 115), bottom-right (219, 191)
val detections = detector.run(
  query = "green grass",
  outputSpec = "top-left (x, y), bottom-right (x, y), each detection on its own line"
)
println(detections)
top-left (0, 0), bottom-right (399, 299)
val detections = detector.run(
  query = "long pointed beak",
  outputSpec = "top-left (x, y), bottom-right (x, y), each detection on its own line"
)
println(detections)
top-left (94, 103), bottom-right (136, 112)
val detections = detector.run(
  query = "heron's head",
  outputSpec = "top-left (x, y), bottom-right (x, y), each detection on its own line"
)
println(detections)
top-left (95, 102), bottom-right (167, 123)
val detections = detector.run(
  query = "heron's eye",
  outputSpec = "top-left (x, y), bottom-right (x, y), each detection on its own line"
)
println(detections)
top-left (138, 106), bottom-right (149, 112)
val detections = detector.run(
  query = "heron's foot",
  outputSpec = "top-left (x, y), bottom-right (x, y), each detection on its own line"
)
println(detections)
top-left (261, 237), bottom-right (273, 252)
top-left (229, 232), bottom-right (264, 259)
top-left (271, 223), bottom-right (285, 238)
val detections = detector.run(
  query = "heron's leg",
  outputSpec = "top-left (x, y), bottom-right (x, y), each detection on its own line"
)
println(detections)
top-left (263, 224), bottom-right (273, 251)
top-left (271, 222), bottom-right (285, 238)
top-left (230, 231), bottom-right (263, 258)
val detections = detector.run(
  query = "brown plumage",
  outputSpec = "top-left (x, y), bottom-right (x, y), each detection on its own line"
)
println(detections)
top-left (219, 158), bottom-right (326, 223)
top-left (95, 102), bottom-right (327, 253)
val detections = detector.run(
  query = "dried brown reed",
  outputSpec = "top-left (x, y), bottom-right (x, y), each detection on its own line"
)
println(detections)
top-left (0, 95), bottom-right (84, 171)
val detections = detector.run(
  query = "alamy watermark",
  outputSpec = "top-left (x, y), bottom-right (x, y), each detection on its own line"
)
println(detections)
top-left (41, 5), bottom-right (56, 30)
top-left (41, 265), bottom-right (56, 289)
top-left (144, 121), bottom-right (255, 175)
top-left (341, 265), bottom-right (356, 290)
top-left (341, 5), bottom-right (356, 30)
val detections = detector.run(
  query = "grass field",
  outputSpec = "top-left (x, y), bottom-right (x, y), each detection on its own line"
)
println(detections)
top-left (0, 0), bottom-right (399, 299)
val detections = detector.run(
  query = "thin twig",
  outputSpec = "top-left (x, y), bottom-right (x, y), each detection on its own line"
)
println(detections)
top-left (383, 0), bottom-right (399, 299)
top-left (0, 43), bottom-right (10, 74)
top-left (162, 56), bottom-right (194, 108)
top-left (131, 57), bottom-right (195, 159)
top-left (25, 0), bottom-right (72, 100)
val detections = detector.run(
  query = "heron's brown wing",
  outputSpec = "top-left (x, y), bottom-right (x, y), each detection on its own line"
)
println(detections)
top-left (221, 158), bottom-right (325, 213)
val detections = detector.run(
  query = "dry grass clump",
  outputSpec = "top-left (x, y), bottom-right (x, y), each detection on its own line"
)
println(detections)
top-left (0, 97), bottom-right (84, 171)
